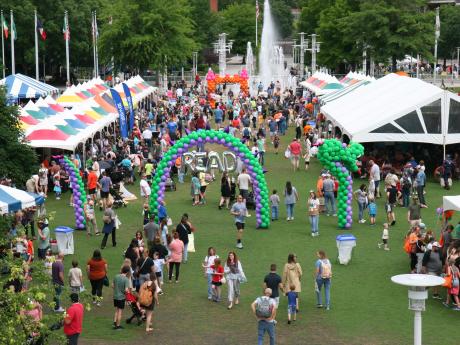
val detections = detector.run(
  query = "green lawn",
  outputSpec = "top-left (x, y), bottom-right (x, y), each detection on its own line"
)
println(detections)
top-left (46, 129), bottom-right (460, 345)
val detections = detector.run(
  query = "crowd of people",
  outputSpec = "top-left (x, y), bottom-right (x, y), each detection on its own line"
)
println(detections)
top-left (3, 75), bottom-right (460, 345)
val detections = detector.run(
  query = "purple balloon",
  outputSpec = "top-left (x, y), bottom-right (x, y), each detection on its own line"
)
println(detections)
top-left (244, 159), bottom-right (250, 164)
top-left (347, 193), bottom-right (352, 198)
top-left (342, 143), bottom-right (347, 148)
top-left (177, 148), bottom-right (184, 154)
top-left (341, 167), bottom-right (347, 173)
top-left (205, 136), bottom-right (211, 141)
top-left (220, 138), bottom-right (226, 144)
top-left (346, 206), bottom-right (352, 212)
top-left (78, 216), bottom-right (84, 221)
top-left (346, 216), bottom-right (352, 221)
top-left (335, 162), bottom-right (341, 167)
top-left (345, 222), bottom-right (351, 228)
top-left (190, 139), bottom-right (196, 145)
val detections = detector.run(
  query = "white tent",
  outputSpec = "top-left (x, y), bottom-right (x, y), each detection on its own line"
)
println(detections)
top-left (443, 195), bottom-right (460, 212)
top-left (321, 73), bottom-right (460, 145)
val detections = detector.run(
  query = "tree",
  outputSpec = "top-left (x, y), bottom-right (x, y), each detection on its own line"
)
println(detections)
top-left (0, 87), bottom-right (37, 188)
top-left (270, 0), bottom-right (294, 38)
top-left (438, 5), bottom-right (460, 61)
top-left (98, 0), bottom-right (197, 72)
top-left (220, 2), bottom-right (256, 55)
top-left (297, 0), bottom-right (333, 34)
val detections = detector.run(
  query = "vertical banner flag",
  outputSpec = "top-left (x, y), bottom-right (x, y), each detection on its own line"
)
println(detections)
top-left (110, 88), bottom-right (128, 139)
top-left (256, 0), bottom-right (259, 19)
top-left (2, 12), bottom-right (8, 39)
top-left (122, 83), bottom-right (135, 131)
top-left (37, 18), bottom-right (47, 40)
top-left (63, 14), bottom-right (70, 40)
top-left (435, 7), bottom-right (440, 40)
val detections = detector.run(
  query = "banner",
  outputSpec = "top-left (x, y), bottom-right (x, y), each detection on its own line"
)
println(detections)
top-left (122, 83), bottom-right (135, 132)
top-left (110, 88), bottom-right (128, 139)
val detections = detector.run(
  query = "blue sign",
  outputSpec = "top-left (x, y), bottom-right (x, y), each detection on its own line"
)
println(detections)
top-left (110, 88), bottom-right (128, 139)
top-left (122, 83), bottom-right (135, 132)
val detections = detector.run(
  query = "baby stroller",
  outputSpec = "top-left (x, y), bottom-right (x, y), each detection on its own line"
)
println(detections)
top-left (246, 191), bottom-right (256, 209)
top-left (125, 291), bottom-right (143, 326)
top-left (165, 177), bottom-right (177, 191)
top-left (110, 183), bottom-right (127, 208)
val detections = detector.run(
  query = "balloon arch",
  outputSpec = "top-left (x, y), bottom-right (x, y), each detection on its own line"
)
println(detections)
top-left (316, 139), bottom-right (364, 229)
top-left (149, 130), bottom-right (270, 228)
top-left (206, 68), bottom-right (249, 108)
top-left (54, 155), bottom-right (88, 230)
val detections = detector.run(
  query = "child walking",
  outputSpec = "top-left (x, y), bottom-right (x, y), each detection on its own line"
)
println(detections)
top-left (443, 259), bottom-right (460, 310)
top-left (53, 174), bottom-right (62, 200)
top-left (68, 260), bottom-right (83, 293)
top-left (273, 133), bottom-right (280, 154)
top-left (270, 190), bottom-right (280, 221)
top-left (210, 258), bottom-right (224, 302)
top-left (287, 284), bottom-right (298, 324)
top-left (378, 223), bottom-right (390, 251)
top-left (153, 251), bottom-right (166, 289)
top-left (368, 198), bottom-right (377, 226)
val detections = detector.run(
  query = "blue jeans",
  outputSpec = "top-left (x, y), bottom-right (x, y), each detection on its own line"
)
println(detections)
top-left (286, 203), bottom-right (295, 219)
top-left (316, 277), bottom-right (331, 307)
top-left (258, 320), bottom-right (275, 345)
top-left (207, 273), bottom-right (213, 298)
top-left (271, 205), bottom-right (279, 220)
top-left (54, 284), bottom-right (63, 310)
top-left (183, 243), bottom-right (188, 262)
top-left (309, 215), bottom-right (319, 234)
top-left (358, 201), bottom-right (366, 221)
top-left (259, 152), bottom-right (265, 166)
top-left (324, 192), bottom-right (336, 215)
top-left (402, 190), bottom-right (410, 207)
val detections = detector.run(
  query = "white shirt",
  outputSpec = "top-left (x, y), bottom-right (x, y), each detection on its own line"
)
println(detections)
top-left (68, 267), bottom-right (82, 287)
top-left (176, 88), bottom-right (183, 98)
top-left (142, 129), bottom-right (153, 140)
top-left (237, 173), bottom-right (252, 190)
top-left (382, 228), bottom-right (389, 240)
top-left (140, 179), bottom-right (151, 197)
top-left (204, 255), bottom-right (219, 274)
top-left (370, 164), bottom-right (380, 182)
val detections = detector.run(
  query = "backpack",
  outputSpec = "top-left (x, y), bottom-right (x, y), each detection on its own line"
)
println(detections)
top-left (255, 297), bottom-right (272, 318)
top-left (243, 127), bottom-right (250, 137)
top-left (138, 282), bottom-right (153, 307)
top-left (320, 260), bottom-right (332, 279)
top-left (402, 177), bottom-right (411, 189)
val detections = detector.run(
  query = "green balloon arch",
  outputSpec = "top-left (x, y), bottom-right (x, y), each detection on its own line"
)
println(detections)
top-left (149, 130), bottom-right (270, 228)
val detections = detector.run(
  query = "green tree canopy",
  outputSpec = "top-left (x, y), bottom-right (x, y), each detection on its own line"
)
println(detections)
top-left (438, 5), bottom-right (460, 61)
top-left (98, 0), bottom-right (197, 72)
top-left (0, 87), bottom-right (37, 187)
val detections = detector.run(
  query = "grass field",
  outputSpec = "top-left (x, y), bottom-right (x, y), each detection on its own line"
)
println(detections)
top-left (47, 129), bottom-right (460, 345)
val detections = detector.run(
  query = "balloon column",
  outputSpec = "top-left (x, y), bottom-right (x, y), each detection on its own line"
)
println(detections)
top-left (206, 68), bottom-right (249, 108)
top-left (56, 155), bottom-right (87, 230)
top-left (149, 130), bottom-right (270, 228)
top-left (316, 139), bottom-right (364, 229)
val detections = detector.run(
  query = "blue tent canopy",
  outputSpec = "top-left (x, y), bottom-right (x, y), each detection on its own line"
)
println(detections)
top-left (0, 73), bottom-right (58, 103)
top-left (0, 185), bottom-right (45, 214)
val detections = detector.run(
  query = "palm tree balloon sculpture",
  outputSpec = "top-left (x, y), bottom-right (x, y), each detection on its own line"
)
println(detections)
top-left (316, 139), bottom-right (364, 229)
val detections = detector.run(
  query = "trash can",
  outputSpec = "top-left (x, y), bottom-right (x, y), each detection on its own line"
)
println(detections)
top-left (336, 234), bottom-right (356, 265)
top-left (55, 226), bottom-right (74, 255)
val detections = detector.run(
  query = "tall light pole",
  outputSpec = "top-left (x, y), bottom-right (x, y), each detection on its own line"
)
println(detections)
top-left (309, 33), bottom-right (321, 74)
top-left (192, 52), bottom-right (198, 79)
top-left (456, 47), bottom-right (460, 80)
top-left (433, 7), bottom-right (440, 85)
top-left (213, 33), bottom-right (233, 76)
top-left (293, 32), bottom-right (308, 79)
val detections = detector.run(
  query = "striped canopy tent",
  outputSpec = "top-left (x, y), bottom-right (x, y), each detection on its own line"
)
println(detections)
top-left (339, 72), bottom-right (375, 86)
top-left (300, 72), bottom-right (344, 96)
top-left (22, 100), bottom-right (50, 120)
top-left (0, 73), bottom-right (58, 103)
top-left (124, 75), bottom-right (156, 102)
top-left (56, 86), bottom-right (86, 107)
top-left (0, 185), bottom-right (45, 214)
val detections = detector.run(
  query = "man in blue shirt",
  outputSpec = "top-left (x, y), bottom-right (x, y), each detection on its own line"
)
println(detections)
top-left (415, 166), bottom-right (427, 207)
top-left (214, 106), bottom-right (223, 128)
top-left (167, 119), bottom-right (178, 140)
top-left (230, 195), bottom-right (247, 249)
top-left (99, 171), bottom-right (112, 209)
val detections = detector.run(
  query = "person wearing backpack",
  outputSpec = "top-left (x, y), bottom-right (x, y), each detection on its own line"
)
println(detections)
top-left (138, 274), bottom-right (159, 333)
top-left (315, 250), bottom-right (332, 310)
top-left (401, 173), bottom-right (412, 208)
top-left (251, 288), bottom-right (277, 345)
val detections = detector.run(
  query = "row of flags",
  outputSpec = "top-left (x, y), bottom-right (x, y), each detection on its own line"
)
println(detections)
top-left (0, 11), bottom-right (86, 42)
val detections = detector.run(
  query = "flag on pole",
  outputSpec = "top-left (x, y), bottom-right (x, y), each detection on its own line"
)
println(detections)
top-left (92, 13), bottom-right (99, 40)
top-left (62, 13), bottom-right (70, 40)
top-left (11, 14), bottom-right (16, 40)
top-left (435, 7), bottom-right (440, 40)
top-left (256, 0), bottom-right (260, 19)
top-left (1, 13), bottom-right (7, 39)
top-left (37, 18), bottom-right (46, 40)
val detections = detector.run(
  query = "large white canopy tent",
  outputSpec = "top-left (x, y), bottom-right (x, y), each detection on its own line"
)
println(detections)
top-left (443, 195), bottom-right (460, 212)
top-left (321, 74), bottom-right (460, 152)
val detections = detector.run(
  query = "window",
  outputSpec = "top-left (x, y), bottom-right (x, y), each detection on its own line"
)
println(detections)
top-left (370, 123), bottom-right (404, 133)
top-left (448, 99), bottom-right (460, 133)
top-left (395, 111), bottom-right (424, 133)
top-left (421, 99), bottom-right (441, 133)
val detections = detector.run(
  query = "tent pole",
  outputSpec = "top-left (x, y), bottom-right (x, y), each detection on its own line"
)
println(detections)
top-left (443, 135), bottom-right (446, 160)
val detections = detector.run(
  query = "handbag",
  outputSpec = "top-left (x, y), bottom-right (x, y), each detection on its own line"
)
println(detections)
top-left (187, 233), bottom-right (196, 253)
top-left (167, 217), bottom-right (173, 226)
top-left (284, 148), bottom-right (291, 159)
top-left (443, 274), bottom-right (453, 289)
top-left (115, 216), bottom-right (122, 229)
top-left (102, 215), bottom-right (111, 224)
top-left (221, 277), bottom-right (227, 284)
top-left (103, 275), bottom-right (109, 287)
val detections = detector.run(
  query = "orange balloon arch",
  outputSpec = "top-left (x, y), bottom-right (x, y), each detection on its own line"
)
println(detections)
top-left (206, 68), bottom-right (249, 108)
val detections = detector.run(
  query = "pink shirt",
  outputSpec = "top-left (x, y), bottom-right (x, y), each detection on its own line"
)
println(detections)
top-left (289, 141), bottom-right (301, 155)
top-left (169, 239), bottom-right (184, 263)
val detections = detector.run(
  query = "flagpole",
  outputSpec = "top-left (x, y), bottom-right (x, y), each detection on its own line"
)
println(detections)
top-left (95, 11), bottom-right (99, 78)
top-left (1, 11), bottom-right (5, 78)
top-left (65, 11), bottom-right (70, 85)
top-left (35, 10), bottom-right (39, 80)
top-left (433, 7), bottom-right (440, 85)
top-left (10, 10), bottom-right (15, 75)
top-left (92, 11), bottom-right (96, 78)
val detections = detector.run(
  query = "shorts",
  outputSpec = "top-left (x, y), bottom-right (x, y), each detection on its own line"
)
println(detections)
top-left (235, 222), bottom-right (245, 230)
top-left (212, 282), bottom-right (222, 287)
top-left (200, 186), bottom-right (207, 193)
top-left (369, 213), bottom-right (376, 218)
top-left (155, 272), bottom-right (162, 278)
top-left (101, 191), bottom-right (109, 198)
top-left (113, 299), bottom-right (125, 309)
top-left (385, 203), bottom-right (394, 213)
top-left (290, 154), bottom-right (300, 161)
top-left (88, 188), bottom-right (96, 195)
top-left (382, 239), bottom-right (388, 244)
top-left (215, 118), bottom-right (222, 124)
top-left (288, 305), bottom-right (296, 314)
top-left (270, 131), bottom-right (276, 137)
top-left (240, 189), bottom-right (248, 200)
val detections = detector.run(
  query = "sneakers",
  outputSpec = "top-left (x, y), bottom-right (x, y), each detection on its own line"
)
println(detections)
top-left (287, 320), bottom-right (291, 324)
top-left (113, 325), bottom-right (124, 330)
top-left (54, 307), bottom-right (65, 313)
top-left (326, 306), bottom-right (330, 311)
top-left (316, 304), bottom-right (323, 308)
top-left (384, 248), bottom-right (390, 251)
top-left (452, 306), bottom-right (460, 311)
top-left (359, 219), bottom-right (366, 224)
top-left (377, 243), bottom-right (382, 248)
top-left (432, 294), bottom-right (442, 300)
top-left (391, 220), bottom-right (396, 226)
top-left (236, 242), bottom-right (243, 249)
top-left (443, 302), bottom-right (450, 308)
top-left (332, 214), bottom-right (337, 217)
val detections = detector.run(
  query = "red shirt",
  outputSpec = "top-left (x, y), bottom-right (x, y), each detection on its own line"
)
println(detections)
top-left (211, 265), bottom-right (224, 283)
top-left (289, 141), bottom-right (302, 155)
top-left (64, 303), bottom-right (84, 336)
top-left (232, 119), bottom-right (240, 128)
top-left (87, 172), bottom-right (98, 189)
top-left (87, 259), bottom-right (107, 280)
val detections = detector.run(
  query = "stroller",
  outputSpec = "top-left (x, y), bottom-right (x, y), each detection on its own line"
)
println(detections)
top-left (110, 183), bottom-right (127, 208)
top-left (246, 191), bottom-right (256, 210)
top-left (165, 177), bottom-right (177, 191)
top-left (125, 291), bottom-right (143, 326)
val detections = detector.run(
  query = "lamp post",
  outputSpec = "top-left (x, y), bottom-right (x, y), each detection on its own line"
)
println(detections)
top-left (391, 274), bottom-right (444, 345)
top-left (456, 47), bottom-right (460, 80)
top-left (293, 32), bottom-right (308, 80)
top-left (213, 33), bottom-right (233, 77)
top-left (192, 52), bottom-right (198, 79)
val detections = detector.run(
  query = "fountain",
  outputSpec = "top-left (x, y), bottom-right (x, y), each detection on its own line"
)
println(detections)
top-left (259, 0), bottom-right (279, 89)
